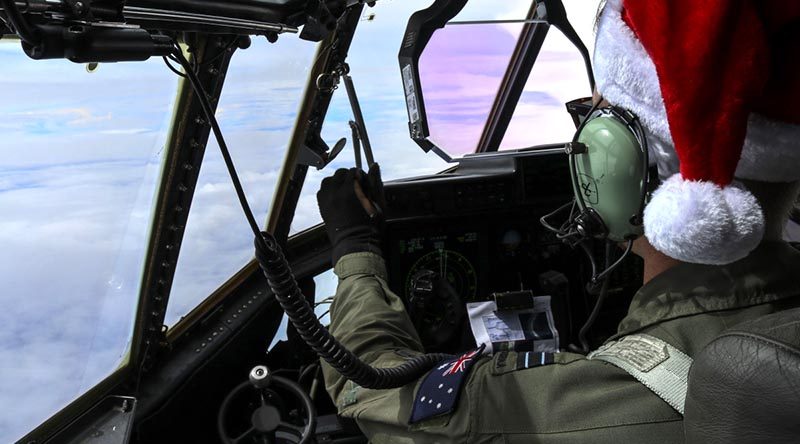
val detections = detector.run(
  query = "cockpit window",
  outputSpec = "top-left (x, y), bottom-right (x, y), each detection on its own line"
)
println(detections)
top-left (397, 0), bottom-right (599, 159)
top-left (0, 42), bottom-right (178, 443)
top-left (499, 2), bottom-right (598, 150)
top-left (291, 0), bottom-right (458, 234)
top-left (165, 36), bottom-right (316, 327)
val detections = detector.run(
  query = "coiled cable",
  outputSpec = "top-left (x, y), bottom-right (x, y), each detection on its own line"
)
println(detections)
top-left (254, 232), bottom-right (451, 389)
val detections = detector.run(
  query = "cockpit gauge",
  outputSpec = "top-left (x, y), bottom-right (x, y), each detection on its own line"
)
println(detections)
top-left (404, 249), bottom-right (476, 351)
top-left (405, 249), bottom-right (477, 302)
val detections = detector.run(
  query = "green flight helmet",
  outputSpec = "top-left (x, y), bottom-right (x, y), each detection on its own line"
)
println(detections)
top-left (569, 107), bottom-right (648, 242)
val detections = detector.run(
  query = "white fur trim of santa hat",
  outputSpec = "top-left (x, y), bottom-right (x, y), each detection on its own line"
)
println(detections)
top-left (644, 174), bottom-right (765, 265)
top-left (594, 0), bottom-right (800, 183)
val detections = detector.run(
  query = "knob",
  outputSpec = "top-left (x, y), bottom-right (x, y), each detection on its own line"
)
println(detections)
top-left (249, 365), bottom-right (272, 389)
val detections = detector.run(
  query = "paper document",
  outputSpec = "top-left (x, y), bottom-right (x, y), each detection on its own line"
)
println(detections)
top-left (467, 296), bottom-right (559, 355)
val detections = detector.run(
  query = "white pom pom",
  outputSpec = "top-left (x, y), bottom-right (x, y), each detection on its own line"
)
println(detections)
top-left (643, 174), bottom-right (765, 265)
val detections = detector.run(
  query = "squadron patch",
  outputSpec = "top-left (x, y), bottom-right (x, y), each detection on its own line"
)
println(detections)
top-left (409, 345), bottom-right (485, 424)
top-left (589, 335), bottom-right (669, 372)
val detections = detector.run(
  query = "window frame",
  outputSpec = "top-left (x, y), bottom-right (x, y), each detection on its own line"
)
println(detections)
top-left (163, 7), bottom-right (365, 341)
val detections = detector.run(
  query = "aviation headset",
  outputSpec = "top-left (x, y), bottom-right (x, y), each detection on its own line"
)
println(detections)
top-left (540, 101), bottom-right (656, 352)
top-left (542, 100), bottom-right (655, 281)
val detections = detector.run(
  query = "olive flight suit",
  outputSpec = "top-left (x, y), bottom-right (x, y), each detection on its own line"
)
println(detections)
top-left (321, 241), bottom-right (800, 443)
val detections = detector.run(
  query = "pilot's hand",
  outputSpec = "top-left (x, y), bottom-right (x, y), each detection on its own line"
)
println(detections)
top-left (317, 164), bottom-right (384, 266)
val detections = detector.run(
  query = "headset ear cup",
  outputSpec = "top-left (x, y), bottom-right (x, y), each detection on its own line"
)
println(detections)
top-left (568, 106), bottom-right (649, 242)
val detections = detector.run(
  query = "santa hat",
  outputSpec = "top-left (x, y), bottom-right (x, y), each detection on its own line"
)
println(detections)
top-left (594, 0), bottom-right (800, 264)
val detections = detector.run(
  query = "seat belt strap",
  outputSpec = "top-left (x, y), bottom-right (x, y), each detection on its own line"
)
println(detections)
top-left (588, 334), bottom-right (692, 414)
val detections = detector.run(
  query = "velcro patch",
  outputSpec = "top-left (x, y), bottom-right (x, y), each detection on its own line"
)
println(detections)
top-left (340, 381), bottom-right (360, 408)
top-left (409, 345), bottom-right (485, 424)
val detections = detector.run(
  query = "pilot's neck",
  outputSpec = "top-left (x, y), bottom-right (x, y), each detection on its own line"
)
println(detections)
top-left (632, 237), bottom-right (682, 285)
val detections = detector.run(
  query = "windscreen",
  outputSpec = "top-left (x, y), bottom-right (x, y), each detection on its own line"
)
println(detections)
top-left (0, 41), bottom-right (178, 443)
top-left (165, 35), bottom-right (316, 328)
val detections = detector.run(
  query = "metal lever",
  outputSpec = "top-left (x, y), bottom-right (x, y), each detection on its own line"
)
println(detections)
top-left (342, 70), bottom-right (375, 168)
top-left (349, 120), bottom-right (363, 170)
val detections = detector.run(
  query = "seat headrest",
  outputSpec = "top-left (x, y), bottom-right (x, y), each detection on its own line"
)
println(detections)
top-left (684, 307), bottom-right (800, 444)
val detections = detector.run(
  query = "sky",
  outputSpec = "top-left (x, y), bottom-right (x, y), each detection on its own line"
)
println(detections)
top-left (0, 1), bottom-right (602, 442)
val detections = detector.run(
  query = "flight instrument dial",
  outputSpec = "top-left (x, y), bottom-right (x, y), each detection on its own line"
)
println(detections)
top-left (405, 249), bottom-right (477, 302)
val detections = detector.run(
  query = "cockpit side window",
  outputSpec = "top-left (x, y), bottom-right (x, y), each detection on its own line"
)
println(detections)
top-left (164, 36), bottom-right (316, 328)
top-left (0, 41), bottom-right (178, 443)
top-left (291, 0), bottom-right (457, 235)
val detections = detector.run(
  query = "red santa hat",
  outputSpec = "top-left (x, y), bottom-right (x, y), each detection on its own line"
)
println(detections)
top-left (594, 0), bottom-right (800, 264)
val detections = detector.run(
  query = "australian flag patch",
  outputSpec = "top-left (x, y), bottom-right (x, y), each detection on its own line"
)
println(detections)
top-left (409, 345), bottom-right (485, 424)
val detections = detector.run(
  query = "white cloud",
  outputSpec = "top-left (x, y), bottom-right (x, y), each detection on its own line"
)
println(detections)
top-left (0, 49), bottom-right (174, 443)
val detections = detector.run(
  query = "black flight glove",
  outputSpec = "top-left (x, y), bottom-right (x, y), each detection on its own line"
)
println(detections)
top-left (317, 164), bottom-right (385, 266)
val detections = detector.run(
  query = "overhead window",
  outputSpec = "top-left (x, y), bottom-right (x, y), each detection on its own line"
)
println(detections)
top-left (0, 42), bottom-right (178, 443)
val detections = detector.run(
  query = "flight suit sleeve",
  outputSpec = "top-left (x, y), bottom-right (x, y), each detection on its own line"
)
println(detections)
top-left (320, 252), bottom-right (682, 443)
top-left (321, 252), bottom-right (425, 405)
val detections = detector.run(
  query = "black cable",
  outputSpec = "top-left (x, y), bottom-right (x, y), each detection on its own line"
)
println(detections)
top-left (170, 46), bottom-right (264, 244)
top-left (569, 242), bottom-right (612, 354)
top-left (591, 239), bottom-right (633, 284)
top-left (540, 201), bottom-right (575, 236)
top-left (167, 43), bottom-right (453, 390)
top-left (577, 242), bottom-right (598, 279)
top-left (0, 0), bottom-right (39, 45)
top-left (314, 296), bottom-right (334, 307)
top-left (162, 56), bottom-right (187, 78)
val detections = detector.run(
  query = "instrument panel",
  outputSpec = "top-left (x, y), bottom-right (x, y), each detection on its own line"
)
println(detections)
top-left (382, 149), bottom-right (643, 352)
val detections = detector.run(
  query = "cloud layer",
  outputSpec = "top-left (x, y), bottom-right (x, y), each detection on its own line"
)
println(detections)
top-left (0, 50), bottom-right (178, 442)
